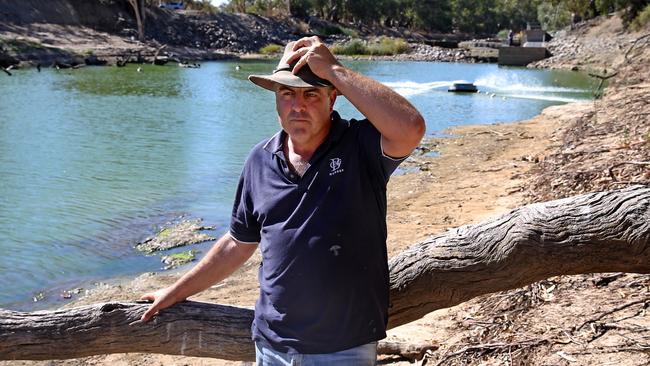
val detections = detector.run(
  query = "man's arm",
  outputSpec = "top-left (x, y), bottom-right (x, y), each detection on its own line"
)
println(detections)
top-left (140, 233), bottom-right (257, 322)
top-left (289, 37), bottom-right (426, 158)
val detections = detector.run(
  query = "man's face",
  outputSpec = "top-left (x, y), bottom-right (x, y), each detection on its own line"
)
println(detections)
top-left (275, 85), bottom-right (337, 147)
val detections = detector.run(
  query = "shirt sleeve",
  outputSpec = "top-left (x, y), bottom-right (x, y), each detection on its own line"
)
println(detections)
top-left (357, 119), bottom-right (408, 182)
top-left (229, 163), bottom-right (262, 244)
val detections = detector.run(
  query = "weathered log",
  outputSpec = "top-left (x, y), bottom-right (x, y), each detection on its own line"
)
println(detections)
top-left (0, 301), bottom-right (430, 361)
top-left (1, 186), bottom-right (649, 361)
top-left (388, 185), bottom-right (650, 328)
top-left (0, 302), bottom-right (253, 361)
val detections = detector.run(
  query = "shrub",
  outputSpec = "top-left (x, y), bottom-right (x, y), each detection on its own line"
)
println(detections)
top-left (630, 4), bottom-right (650, 31)
top-left (340, 27), bottom-right (360, 39)
top-left (331, 39), bottom-right (367, 55)
top-left (367, 37), bottom-right (409, 56)
top-left (331, 37), bottom-right (409, 56)
top-left (259, 44), bottom-right (283, 55)
top-left (318, 25), bottom-right (344, 36)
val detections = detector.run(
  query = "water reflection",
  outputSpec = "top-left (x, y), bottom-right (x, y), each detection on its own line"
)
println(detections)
top-left (65, 64), bottom-right (184, 97)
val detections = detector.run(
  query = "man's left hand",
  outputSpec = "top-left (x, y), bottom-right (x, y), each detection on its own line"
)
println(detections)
top-left (286, 36), bottom-right (341, 83)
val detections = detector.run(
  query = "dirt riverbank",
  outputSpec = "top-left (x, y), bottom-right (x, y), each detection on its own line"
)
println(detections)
top-left (2, 11), bottom-right (649, 366)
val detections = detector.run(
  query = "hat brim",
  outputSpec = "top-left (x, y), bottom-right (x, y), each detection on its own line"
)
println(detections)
top-left (248, 70), bottom-right (340, 95)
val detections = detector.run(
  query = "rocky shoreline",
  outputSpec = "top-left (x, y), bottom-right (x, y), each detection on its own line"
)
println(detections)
top-left (0, 1), bottom-right (483, 69)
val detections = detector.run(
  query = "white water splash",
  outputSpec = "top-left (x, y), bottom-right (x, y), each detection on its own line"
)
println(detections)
top-left (383, 80), bottom-right (452, 97)
top-left (475, 73), bottom-right (584, 93)
top-left (500, 93), bottom-right (585, 103)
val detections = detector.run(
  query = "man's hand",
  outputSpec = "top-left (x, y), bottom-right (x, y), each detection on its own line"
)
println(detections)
top-left (281, 37), bottom-right (425, 158)
top-left (140, 286), bottom-right (184, 322)
top-left (285, 36), bottom-right (341, 82)
top-left (137, 234), bottom-right (257, 323)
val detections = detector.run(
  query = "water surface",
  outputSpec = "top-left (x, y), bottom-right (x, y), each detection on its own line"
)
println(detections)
top-left (0, 60), bottom-right (596, 310)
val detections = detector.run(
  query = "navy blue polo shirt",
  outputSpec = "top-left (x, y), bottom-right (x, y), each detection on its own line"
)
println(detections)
top-left (229, 111), bottom-right (405, 354)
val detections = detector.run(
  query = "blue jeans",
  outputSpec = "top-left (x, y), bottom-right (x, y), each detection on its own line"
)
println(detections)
top-left (255, 342), bottom-right (377, 366)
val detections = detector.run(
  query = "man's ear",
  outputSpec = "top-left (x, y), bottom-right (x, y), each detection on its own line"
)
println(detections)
top-left (329, 89), bottom-right (337, 111)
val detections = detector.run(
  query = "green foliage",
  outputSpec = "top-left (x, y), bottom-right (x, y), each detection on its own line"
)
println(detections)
top-left (603, 0), bottom-right (650, 26)
top-left (368, 37), bottom-right (409, 55)
top-left (316, 24), bottom-right (345, 35)
top-left (168, 250), bottom-right (197, 262)
top-left (331, 37), bottom-right (409, 56)
top-left (331, 39), bottom-right (367, 55)
top-left (158, 228), bottom-right (172, 237)
top-left (184, 0), bottom-right (219, 12)
top-left (537, 1), bottom-right (572, 31)
top-left (340, 27), bottom-right (360, 38)
top-left (314, 24), bottom-right (359, 38)
top-left (259, 43), bottom-right (283, 54)
top-left (225, 0), bottom-right (289, 15)
top-left (630, 4), bottom-right (650, 30)
top-left (222, 0), bottom-right (650, 33)
top-left (451, 0), bottom-right (500, 34)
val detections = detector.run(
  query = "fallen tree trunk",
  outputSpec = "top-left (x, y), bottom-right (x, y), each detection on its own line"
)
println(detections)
top-left (387, 185), bottom-right (650, 328)
top-left (1, 186), bottom-right (649, 361)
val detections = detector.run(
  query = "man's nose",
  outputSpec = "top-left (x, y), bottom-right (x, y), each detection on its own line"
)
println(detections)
top-left (291, 93), bottom-right (306, 111)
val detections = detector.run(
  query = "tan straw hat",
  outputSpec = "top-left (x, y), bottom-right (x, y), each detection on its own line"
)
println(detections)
top-left (248, 60), bottom-right (333, 92)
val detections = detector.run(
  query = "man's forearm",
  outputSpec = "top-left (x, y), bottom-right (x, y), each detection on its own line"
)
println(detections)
top-left (329, 65), bottom-right (425, 157)
top-left (165, 234), bottom-right (257, 303)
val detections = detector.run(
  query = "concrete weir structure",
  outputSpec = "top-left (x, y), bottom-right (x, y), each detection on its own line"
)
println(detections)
top-left (498, 46), bottom-right (549, 66)
top-left (499, 23), bottom-right (551, 66)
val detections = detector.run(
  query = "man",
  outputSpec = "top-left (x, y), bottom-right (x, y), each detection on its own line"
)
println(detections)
top-left (141, 36), bottom-right (425, 365)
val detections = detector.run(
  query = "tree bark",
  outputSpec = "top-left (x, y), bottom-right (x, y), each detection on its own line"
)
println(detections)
top-left (127, 0), bottom-right (146, 42)
top-left (1, 186), bottom-right (649, 361)
top-left (387, 185), bottom-right (650, 328)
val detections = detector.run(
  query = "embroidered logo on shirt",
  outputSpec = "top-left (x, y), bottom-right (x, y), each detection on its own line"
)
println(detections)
top-left (329, 245), bottom-right (342, 256)
top-left (329, 158), bottom-right (344, 176)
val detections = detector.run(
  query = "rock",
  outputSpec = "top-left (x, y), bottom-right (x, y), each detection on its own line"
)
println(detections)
top-left (135, 219), bottom-right (216, 253)
top-left (84, 54), bottom-right (108, 66)
top-left (161, 249), bottom-right (199, 270)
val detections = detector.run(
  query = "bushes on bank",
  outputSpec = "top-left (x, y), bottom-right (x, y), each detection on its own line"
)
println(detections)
top-left (259, 43), bottom-right (283, 54)
top-left (630, 4), bottom-right (650, 31)
top-left (331, 37), bottom-right (409, 56)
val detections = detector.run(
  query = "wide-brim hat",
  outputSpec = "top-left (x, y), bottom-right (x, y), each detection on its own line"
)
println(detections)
top-left (248, 61), bottom-right (334, 92)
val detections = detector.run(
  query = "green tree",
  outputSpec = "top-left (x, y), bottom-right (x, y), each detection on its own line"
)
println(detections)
top-left (537, 1), bottom-right (571, 30)
top-left (412, 0), bottom-right (453, 32)
top-left (451, 0), bottom-right (499, 34)
top-left (493, 0), bottom-right (542, 31)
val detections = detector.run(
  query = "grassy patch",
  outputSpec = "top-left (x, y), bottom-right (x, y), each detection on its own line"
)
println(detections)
top-left (259, 43), bottom-right (283, 55)
top-left (332, 37), bottom-right (409, 56)
top-left (158, 228), bottom-right (172, 238)
top-left (168, 250), bottom-right (197, 262)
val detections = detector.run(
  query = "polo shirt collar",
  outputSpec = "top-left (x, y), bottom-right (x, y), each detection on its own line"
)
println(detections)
top-left (262, 111), bottom-right (348, 156)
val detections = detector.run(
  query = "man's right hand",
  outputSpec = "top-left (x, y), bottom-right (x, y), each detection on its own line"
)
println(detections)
top-left (140, 286), bottom-right (184, 322)
top-left (137, 233), bottom-right (258, 323)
